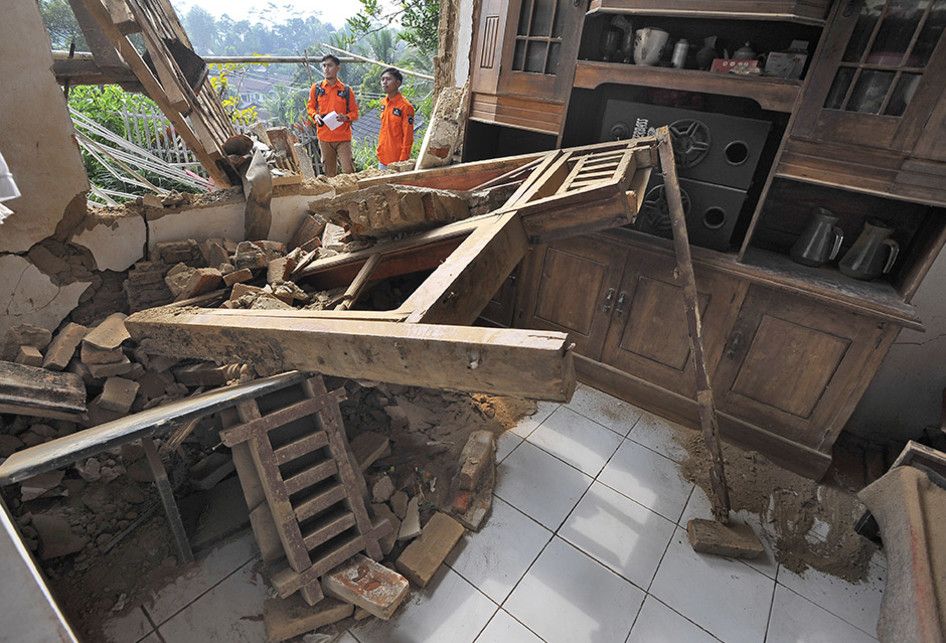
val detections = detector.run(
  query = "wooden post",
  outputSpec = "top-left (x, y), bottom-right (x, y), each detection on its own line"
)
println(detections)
top-left (655, 127), bottom-right (731, 521)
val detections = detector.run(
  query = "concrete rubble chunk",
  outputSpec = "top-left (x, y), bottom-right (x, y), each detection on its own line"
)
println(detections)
top-left (686, 519), bottom-right (764, 559)
top-left (267, 256), bottom-right (298, 285)
top-left (351, 432), bottom-right (391, 471)
top-left (390, 491), bottom-right (409, 519)
top-left (97, 377), bottom-right (140, 413)
top-left (86, 355), bottom-right (133, 379)
top-left (396, 512), bottom-right (465, 587)
top-left (21, 470), bottom-right (64, 502)
top-left (2, 323), bottom-right (52, 362)
top-left (179, 267), bottom-right (224, 299)
top-left (164, 262), bottom-right (196, 297)
top-left (263, 596), bottom-right (352, 643)
top-left (223, 267), bottom-right (253, 286)
top-left (289, 214), bottom-right (325, 252)
top-left (72, 209), bottom-right (146, 271)
top-left (153, 239), bottom-right (203, 267)
top-left (370, 502), bottom-right (400, 556)
top-left (457, 430), bottom-right (496, 491)
top-left (397, 496), bottom-right (421, 542)
top-left (124, 260), bottom-right (174, 312)
top-left (325, 184), bottom-right (470, 238)
top-left (32, 512), bottom-right (88, 560)
top-left (233, 241), bottom-right (269, 270)
top-left (372, 476), bottom-right (395, 503)
top-left (43, 322), bottom-right (88, 371)
top-left (322, 554), bottom-right (410, 620)
top-left (80, 342), bottom-right (125, 365)
top-left (15, 345), bottom-right (43, 367)
top-left (83, 313), bottom-right (130, 351)
top-left (200, 238), bottom-right (231, 267)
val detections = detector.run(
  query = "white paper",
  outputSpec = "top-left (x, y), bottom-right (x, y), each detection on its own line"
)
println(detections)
top-left (322, 111), bottom-right (344, 131)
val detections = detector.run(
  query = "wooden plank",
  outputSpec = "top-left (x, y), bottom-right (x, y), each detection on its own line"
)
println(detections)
top-left (284, 460), bottom-right (338, 496)
top-left (302, 512), bottom-right (357, 550)
top-left (104, 0), bottom-right (139, 33)
top-left (402, 212), bottom-right (529, 325)
top-left (357, 152), bottom-right (545, 191)
top-left (220, 393), bottom-right (344, 447)
top-left (142, 437), bottom-right (193, 562)
top-left (0, 361), bottom-right (85, 418)
top-left (68, 0), bottom-right (129, 70)
top-left (294, 484), bottom-right (347, 522)
top-left (126, 313), bottom-right (576, 401)
top-left (274, 431), bottom-right (330, 466)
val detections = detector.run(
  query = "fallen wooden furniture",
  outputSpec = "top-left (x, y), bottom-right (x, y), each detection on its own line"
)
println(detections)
top-left (856, 441), bottom-right (946, 643)
top-left (126, 140), bottom-right (659, 395)
top-left (0, 371), bottom-right (307, 562)
top-left (220, 374), bottom-right (390, 606)
top-left (0, 361), bottom-right (86, 421)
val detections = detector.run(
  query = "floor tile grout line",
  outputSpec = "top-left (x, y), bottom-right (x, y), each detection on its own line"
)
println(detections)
top-left (775, 577), bottom-right (882, 639)
top-left (471, 605), bottom-right (501, 642)
top-left (643, 594), bottom-right (727, 642)
top-left (561, 403), bottom-right (642, 439)
top-left (490, 492), bottom-right (556, 534)
top-left (763, 573), bottom-right (779, 642)
top-left (594, 475), bottom-right (691, 525)
top-left (136, 606), bottom-right (161, 643)
top-left (148, 553), bottom-right (258, 628)
top-left (496, 536), bottom-right (555, 612)
top-left (622, 599), bottom-right (647, 643)
top-left (645, 487), bottom-right (691, 594)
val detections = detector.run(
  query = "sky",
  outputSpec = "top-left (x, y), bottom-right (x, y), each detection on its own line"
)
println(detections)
top-left (170, 0), bottom-right (365, 29)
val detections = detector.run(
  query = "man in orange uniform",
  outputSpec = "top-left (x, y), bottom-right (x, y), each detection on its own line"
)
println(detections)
top-left (307, 54), bottom-right (359, 176)
top-left (376, 68), bottom-right (415, 169)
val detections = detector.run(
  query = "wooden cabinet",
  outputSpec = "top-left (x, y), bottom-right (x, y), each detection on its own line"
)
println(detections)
top-left (586, 0), bottom-right (832, 24)
top-left (783, 0), bottom-right (946, 203)
top-left (712, 285), bottom-right (888, 451)
top-left (469, 0), bottom-right (585, 135)
top-left (515, 230), bottom-right (900, 478)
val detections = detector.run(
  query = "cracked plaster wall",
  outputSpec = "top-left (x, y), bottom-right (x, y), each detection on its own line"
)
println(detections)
top-left (0, 0), bottom-right (89, 254)
top-left (847, 249), bottom-right (946, 441)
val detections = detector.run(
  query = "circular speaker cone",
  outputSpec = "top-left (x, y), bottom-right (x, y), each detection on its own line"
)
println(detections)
top-left (609, 122), bottom-right (630, 140)
top-left (639, 184), bottom-right (692, 238)
top-left (668, 119), bottom-right (712, 168)
top-left (724, 140), bottom-right (750, 166)
top-left (703, 207), bottom-right (727, 230)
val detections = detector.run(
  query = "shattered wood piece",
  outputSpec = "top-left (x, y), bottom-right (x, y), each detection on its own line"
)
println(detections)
top-left (351, 432), bottom-right (390, 471)
top-left (174, 363), bottom-right (241, 387)
top-left (263, 596), bottom-right (353, 643)
top-left (397, 496), bottom-right (421, 542)
top-left (321, 554), bottom-right (410, 620)
top-left (686, 519), bottom-right (764, 559)
top-left (125, 313), bottom-right (577, 402)
top-left (86, 355), bottom-right (134, 379)
top-left (98, 377), bottom-right (140, 414)
top-left (395, 512), bottom-right (465, 587)
top-left (83, 312), bottom-right (130, 351)
top-left (15, 345), bottom-right (43, 367)
top-left (457, 430), bottom-right (495, 491)
top-left (223, 268), bottom-right (253, 287)
top-left (289, 215), bottom-right (325, 252)
top-left (43, 323), bottom-right (89, 371)
top-left (0, 361), bottom-right (86, 420)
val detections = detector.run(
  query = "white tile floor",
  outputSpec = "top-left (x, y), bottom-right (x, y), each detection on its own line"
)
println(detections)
top-left (103, 383), bottom-right (886, 643)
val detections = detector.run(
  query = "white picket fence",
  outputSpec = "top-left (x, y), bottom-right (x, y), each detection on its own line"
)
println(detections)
top-left (119, 106), bottom-right (206, 174)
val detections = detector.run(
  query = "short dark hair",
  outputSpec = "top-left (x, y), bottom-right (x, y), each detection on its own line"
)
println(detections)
top-left (321, 54), bottom-right (341, 65)
top-left (381, 67), bottom-right (403, 83)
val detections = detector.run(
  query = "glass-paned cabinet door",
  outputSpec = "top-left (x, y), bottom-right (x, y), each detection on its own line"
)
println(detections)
top-left (511, 0), bottom-right (570, 75)
top-left (795, 0), bottom-right (946, 150)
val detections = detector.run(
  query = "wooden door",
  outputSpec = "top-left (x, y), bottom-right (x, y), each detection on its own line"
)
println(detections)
top-left (516, 236), bottom-right (628, 360)
top-left (497, 0), bottom-right (587, 100)
top-left (472, 0), bottom-right (509, 96)
top-left (794, 0), bottom-right (946, 154)
top-left (599, 248), bottom-right (745, 398)
top-left (712, 285), bottom-right (887, 451)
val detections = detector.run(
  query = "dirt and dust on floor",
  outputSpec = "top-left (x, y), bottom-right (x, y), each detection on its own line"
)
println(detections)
top-left (677, 429), bottom-right (881, 583)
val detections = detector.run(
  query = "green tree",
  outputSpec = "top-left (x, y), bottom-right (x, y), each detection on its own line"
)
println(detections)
top-left (39, 0), bottom-right (87, 50)
top-left (347, 0), bottom-right (440, 58)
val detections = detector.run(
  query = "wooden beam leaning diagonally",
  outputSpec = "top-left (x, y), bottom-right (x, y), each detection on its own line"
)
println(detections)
top-left (124, 311), bottom-right (576, 402)
top-left (73, 0), bottom-right (231, 185)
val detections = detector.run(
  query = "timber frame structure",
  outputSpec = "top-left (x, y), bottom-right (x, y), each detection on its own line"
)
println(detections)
top-left (126, 138), bottom-right (658, 401)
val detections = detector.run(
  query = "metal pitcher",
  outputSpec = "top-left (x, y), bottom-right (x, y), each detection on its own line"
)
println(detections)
top-left (839, 219), bottom-right (900, 281)
top-left (791, 207), bottom-right (844, 267)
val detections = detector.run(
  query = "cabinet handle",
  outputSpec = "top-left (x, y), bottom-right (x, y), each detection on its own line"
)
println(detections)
top-left (615, 292), bottom-right (627, 316)
top-left (601, 288), bottom-right (615, 313)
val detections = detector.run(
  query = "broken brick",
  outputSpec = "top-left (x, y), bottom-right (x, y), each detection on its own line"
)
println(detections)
top-left (178, 267), bottom-right (223, 299)
top-left (86, 355), bottom-right (134, 378)
top-left (266, 256), bottom-right (297, 285)
top-left (97, 377), bottom-right (140, 413)
top-left (83, 313), bottom-right (130, 351)
top-left (43, 322), bottom-right (88, 371)
top-left (223, 267), bottom-right (253, 287)
top-left (390, 491), bottom-right (409, 519)
top-left (80, 342), bottom-right (125, 365)
top-left (397, 496), bottom-right (421, 542)
top-left (396, 512), bottom-right (465, 587)
top-left (457, 430), bottom-right (496, 491)
top-left (370, 502), bottom-right (399, 556)
top-left (288, 214), bottom-right (326, 252)
top-left (321, 554), bottom-right (410, 620)
top-left (15, 345), bottom-right (43, 367)
top-left (233, 241), bottom-right (269, 270)
top-left (372, 475), bottom-right (395, 503)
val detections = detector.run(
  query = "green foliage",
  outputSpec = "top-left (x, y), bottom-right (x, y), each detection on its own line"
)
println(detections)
top-left (39, 0), bottom-right (87, 50)
top-left (347, 0), bottom-right (440, 57)
top-left (209, 63), bottom-right (260, 126)
top-left (352, 137), bottom-right (380, 172)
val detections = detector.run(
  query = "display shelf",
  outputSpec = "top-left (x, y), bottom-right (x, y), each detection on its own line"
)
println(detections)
top-left (573, 60), bottom-right (801, 113)
top-left (586, 0), bottom-right (829, 25)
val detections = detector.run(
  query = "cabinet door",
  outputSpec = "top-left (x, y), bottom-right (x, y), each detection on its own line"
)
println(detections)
top-left (713, 286), bottom-right (886, 450)
top-left (794, 0), bottom-right (946, 154)
top-left (472, 0), bottom-right (508, 96)
top-left (480, 267), bottom-right (519, 327)
top-left (517, 236), bottom-right (628, 360)
top-left (497, 0), bottom-right (586, 100)
top-left (600, 248), bottom-right (745, 398)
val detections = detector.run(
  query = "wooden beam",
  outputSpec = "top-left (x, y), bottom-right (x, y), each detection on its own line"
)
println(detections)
top-left (53, 58), bottom-right (137, 85)
top-left (125, 311), bottom-right (576, 401)
top-left (0, 361), bottom-right (86, 421)
top-left (357, 153), bottom-right (545, 191)
top-left (402, 212), bottom-right (528, 325)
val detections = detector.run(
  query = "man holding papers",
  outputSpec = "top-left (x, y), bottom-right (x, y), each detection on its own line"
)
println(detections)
top-left (306, 54), bottom-right (359, 176)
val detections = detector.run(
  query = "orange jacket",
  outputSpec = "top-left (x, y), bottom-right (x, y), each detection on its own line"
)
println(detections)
top-left (377, 93), bottom-right (415, 165)
top-left (306, 79), bottom-right (359, 142)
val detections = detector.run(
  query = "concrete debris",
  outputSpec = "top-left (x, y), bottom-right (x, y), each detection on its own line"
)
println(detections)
top-left (33, 512), bottom-right (88, 560)
top-left (2, 323), bottom-right (52, 362)
top-left (83, 313), bottom-right (130, 351)
top-left (96, 377), bottom-right (140, 414)
top-left (390, 491), bottom-right (409, 519)
top-left (223, 267), bottom-right (253, 286)
top-left (369, 502), bottom-right (400, 556)
top-left (319, 184), bottom-right (469, 238)
top-left (15, 345), bottom-right (44, 367)
top-left (397, 496), bottom-right (421, 542)
top-left (322, 554), bottom-right (410, 620)
top-left (372, 475), bottom-right (395, 503)
top-left (396, 512), bottom-right (465, 587)
top-left (289, 214), bottom-right (325, 252)
top-left (124, 260), bottom-right (175, 312)
top-left (43, 322), bottom-right (89, 371)
top-left (352, 432), bottom-right (391, 471)
top-left (263, 596), bottom-right (352, 643)
top-left (21, 470), bottom-right (65, 502)
top-left (152, 239), bottom-right (203, 267)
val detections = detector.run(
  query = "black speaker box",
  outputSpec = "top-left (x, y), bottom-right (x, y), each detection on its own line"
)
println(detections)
top-left (635, 174), bottom-right (748, 252)
top-left (600, 100), bottom-right (771, 190)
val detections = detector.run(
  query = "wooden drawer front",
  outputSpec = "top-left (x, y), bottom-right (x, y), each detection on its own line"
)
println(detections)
top-left (518, 237), bottom-right (628, 360)
top-left (601, 249), bottom-right (744, 397)
top-left (714, 286), bottom-right (884, 449)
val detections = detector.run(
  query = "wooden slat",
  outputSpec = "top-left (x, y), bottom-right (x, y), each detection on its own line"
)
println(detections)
top-left (283, 459), bottom-right (338, 496)
top-left (294, 483), bottom-right (347, 522)
top-left (274, 431), bottom-right (330, 466)
top-left (302, 512), bottom-right (357, 550)
top-left (272, 534), bottom-right (366, 596)
top-left (220, 394), bottom-right (344, 447)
